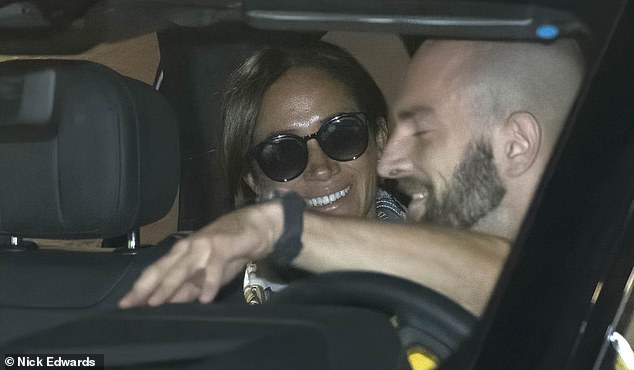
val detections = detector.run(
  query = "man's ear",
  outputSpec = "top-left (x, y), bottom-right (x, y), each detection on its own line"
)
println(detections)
top-left (502, 111), bottom-right (542, 177)
top-left (375, 117), bottom-right (388, 159)
top-left (244, 172), bottom-right (258, 193)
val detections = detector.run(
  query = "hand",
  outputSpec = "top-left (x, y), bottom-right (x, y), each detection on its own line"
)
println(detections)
top-left (118, 202), bottom-right (283, 308)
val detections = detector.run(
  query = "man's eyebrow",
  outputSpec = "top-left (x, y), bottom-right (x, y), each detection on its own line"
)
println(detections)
top-left (396, 105), bottom-right (433, 121)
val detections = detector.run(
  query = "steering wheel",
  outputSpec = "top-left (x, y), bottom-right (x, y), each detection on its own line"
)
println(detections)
top-left (270, 271), bottom-right (476, 363)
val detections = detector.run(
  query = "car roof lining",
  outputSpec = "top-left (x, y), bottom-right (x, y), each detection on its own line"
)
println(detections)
top-left (0, 0), bottom-right (588, 55)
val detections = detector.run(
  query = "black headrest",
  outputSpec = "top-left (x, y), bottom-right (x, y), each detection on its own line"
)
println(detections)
top-left (0, 60), bottom-right (179, 239)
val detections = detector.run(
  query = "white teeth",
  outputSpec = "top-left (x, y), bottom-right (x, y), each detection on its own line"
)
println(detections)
top-left (306, 186), bottom-right (350, 207)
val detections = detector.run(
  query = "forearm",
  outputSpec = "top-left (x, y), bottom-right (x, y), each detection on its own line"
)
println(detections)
top-left (294, 214), bottom-right (510, 315)
top-left (119, 201), bottom-right (284, 307)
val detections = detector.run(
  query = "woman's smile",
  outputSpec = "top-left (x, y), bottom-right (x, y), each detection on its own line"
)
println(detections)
top-left (305, 185), bottom-right (351, 208)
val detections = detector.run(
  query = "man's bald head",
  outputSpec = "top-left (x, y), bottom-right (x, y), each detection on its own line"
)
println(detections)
top-left (415, 39), bottom-right (585, 151)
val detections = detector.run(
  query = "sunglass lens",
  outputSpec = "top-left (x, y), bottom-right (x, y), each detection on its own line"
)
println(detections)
top-left (319, 115), bottom-right (368, 161)
top-left (256, 137), bottom-right (307, 181)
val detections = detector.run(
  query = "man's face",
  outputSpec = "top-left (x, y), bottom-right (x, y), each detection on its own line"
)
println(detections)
top-left (378, 41), bottom-right (506, 228)
top-left (396, 138), bottom-right (506, 228)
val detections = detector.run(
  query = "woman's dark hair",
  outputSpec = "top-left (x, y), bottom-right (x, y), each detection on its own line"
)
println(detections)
top-left (221, 41), bottom-right (388, 208)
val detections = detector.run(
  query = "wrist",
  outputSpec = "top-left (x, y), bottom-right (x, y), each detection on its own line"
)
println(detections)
top-left (249, 201), bottom-right (285, 256)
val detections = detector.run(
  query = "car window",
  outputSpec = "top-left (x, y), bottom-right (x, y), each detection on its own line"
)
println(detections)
top-left (154, 22), bottom-right (586, 323)
top-left (594, 267), bottom-right (634, 369)
top-left (1, 1), bottom-right (631, 369)
top-left (1, 10), bottom-right (586, 321)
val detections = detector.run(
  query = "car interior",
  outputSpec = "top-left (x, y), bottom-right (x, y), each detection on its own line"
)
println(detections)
top-left (0, 31), bottom-right (463, 369)
top-left (1, 0), bottom-right (634, 369)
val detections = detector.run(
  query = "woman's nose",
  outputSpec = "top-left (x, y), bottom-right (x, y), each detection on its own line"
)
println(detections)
top-left (303, 140), bottom-right (339, 180)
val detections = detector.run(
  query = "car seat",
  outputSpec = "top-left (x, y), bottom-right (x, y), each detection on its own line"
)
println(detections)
top-left (0, 59), bottom-right (179, 345)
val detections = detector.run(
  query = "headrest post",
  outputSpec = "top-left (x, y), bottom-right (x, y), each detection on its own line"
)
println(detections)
top-left (127, 229), bottom-right (139, 251)
top-left (1, 235), bottom-right (38, 251)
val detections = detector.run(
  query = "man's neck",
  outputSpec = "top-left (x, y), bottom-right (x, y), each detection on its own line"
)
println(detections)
top-left (471, 177), bottom-right (538, 240)
top-left (471, 205), bottom-right (519, 241)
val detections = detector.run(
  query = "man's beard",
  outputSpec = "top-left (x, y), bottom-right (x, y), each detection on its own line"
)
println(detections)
top-left (401, 139), bottom-right (506, 228)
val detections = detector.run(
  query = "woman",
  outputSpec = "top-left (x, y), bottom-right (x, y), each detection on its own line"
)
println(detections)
top-left (220, 41), bottom-right (406, 303)
top-left (119, 41), bottom-right (407, 308)
top-left (223, 41), bottom-right (404, 221)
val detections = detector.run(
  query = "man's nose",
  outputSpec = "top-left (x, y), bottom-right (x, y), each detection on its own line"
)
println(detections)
top-left (378, 136), bottom-right (413, 179)
top-left (304, 140), bottom-right (339, 180)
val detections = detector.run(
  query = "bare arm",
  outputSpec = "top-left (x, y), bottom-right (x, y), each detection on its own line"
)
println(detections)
top-left (119, 202), bottom-right (284, 307)
top-left (296, 214), bottom-right (510, 315)
top-left (119, 202), bottom-right (510, 315)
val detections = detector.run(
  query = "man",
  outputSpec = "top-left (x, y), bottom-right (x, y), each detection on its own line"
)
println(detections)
top-left (382, 40), bottom-right (584, 238)
top-left (119, 39), bottom-right (584, 315)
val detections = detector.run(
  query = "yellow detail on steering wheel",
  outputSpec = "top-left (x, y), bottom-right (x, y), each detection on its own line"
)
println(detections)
top-left (407, 346), bottom-right (438, 370)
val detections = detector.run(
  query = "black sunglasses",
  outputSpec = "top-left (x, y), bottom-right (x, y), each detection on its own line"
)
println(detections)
top-left (251, 112), bottom-right (369, 182)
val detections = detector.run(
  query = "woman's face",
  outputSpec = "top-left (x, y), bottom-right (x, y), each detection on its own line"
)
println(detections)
top-left (248, 67), bottom-right (382, 218)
